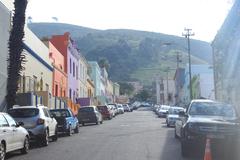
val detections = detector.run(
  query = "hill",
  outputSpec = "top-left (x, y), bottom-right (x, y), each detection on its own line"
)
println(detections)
top-left (28, 23), bottom-right (212, 85)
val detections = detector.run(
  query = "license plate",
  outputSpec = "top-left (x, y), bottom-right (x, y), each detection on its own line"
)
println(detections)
top-left (207, 134), bottom-right (225, 139)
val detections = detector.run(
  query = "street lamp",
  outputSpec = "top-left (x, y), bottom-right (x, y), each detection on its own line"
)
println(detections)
top-left (182, 28), bottom-right (194, 100)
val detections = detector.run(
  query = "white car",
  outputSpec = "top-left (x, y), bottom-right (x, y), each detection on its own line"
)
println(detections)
top-left (9, 105), bottom-right (58, 146)
top-left (158, 105), bottom-right (170, 117)
top-left (0, 112), bottom-right (29, 160)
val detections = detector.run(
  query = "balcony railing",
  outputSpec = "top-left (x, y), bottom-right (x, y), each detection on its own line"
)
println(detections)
top-left (18, 76), bottom-right (35, 93)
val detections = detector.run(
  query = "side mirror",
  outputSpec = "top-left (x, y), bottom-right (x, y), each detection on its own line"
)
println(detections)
top-left (50, 114), bottom-right (55, 118)
top-left (16, 122), bottom-right (24, 127)
top-left (178, 111), bottom-right (185, 117)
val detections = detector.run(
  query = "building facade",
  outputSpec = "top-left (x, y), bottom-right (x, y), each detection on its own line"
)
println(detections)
top-left (78, 53), bottom-right (88, 98)
top-left (88, 61), bottom-right (101, 97)
top-left (182, 64), bottom-right (215, 104)
top-left (0, 1), bottom-right (11, 110)
top-left (48, 41), bottom-right (68, 98)
top-left (50, 33), bottom-right (80, 103)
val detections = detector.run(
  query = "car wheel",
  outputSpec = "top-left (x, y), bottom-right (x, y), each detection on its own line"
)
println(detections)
top-left (96, 121), bottom-right (99, 125)
top-left (41, 130), bottom-right (49, 146)
top-left (0, 143), bottom-right (6, 160)
top-left (181, 140), bottom-right (191, 157)
top-left (74, 125), bottom-right (79, 133)
top-left (100, 120), bottom-right (103, 124)
top-left (21, 136), bottom-right (29, 154)
top-left (52, 128), bottom-right (58, 141)
top-left (82, 122), bottom-right (85, 126)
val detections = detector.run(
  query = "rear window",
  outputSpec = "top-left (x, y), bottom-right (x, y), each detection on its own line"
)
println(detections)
top-left (50, 110), bottom-right (71, 117)
top-left (9, 108), bottom-right (39, 118)
top-left (97, 106), bottom-right (108, 111)
top-left (79, 107), bottom-right (94, 112)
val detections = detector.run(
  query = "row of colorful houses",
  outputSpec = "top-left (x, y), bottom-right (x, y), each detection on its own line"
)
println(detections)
top-left (0, 0), bottom-right (120, 112)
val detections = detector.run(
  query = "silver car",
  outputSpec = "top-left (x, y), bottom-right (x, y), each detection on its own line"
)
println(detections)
top-left (8, 105), bottom-right (58, 146)
top-left (0, 112), bottom-right (29, 160)
top-left (166, 107), bottom-right (185, 127)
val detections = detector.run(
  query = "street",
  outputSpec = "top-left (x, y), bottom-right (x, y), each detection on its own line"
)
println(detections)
top-left (6, 108), bottom-right (238, 160)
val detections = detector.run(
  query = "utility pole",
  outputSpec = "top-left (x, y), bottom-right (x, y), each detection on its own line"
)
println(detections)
top-left (176, 51), bottom-right (181, 69)
top-left (182, 28), bottom-right (194, 101)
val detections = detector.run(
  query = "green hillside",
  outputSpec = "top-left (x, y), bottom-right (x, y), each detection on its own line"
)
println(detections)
top-left (28, 23), bottom-right (212, 85)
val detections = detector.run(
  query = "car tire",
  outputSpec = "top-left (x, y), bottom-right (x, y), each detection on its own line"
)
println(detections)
top-left (181, 140), bottom-right (191, 157)
top-left (52, 128), bottom-right (58, 141)
top-left (0, 142), bottom-right (6, 160)
top-left (74, 125), bottom-right (79, 133)
top-left (100, 120), bottom-right (103, 124)
top-left (96, 121), bottom-right (99, 125)
top-left (41, 130), bottom-right (49, 146)
top-left (21, 136), bottom-right (29, 154)
top-left (82, 122), bottom-right (85, 126)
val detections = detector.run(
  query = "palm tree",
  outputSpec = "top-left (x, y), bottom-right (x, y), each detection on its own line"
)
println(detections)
top-left (6, 0), bottom-right (28, 111)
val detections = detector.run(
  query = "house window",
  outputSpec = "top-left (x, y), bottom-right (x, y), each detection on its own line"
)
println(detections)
top-left (55, 84), bottom-right (58, 97)
top-left (69, 88), bottom-right (72, 99)
top-left (33, 76), bottom-right (37, 91)
top-left (76, 66), bottom-right (78, 80)
top-left (73, 62), bottom-right (75, 77)
top-left (70, 58), bottom-right (72, 74)
top-left (45, 84), bottom-right (49, 92)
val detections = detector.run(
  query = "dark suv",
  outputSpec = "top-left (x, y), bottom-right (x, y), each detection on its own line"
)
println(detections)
top-left (175, 99), bottom-right (240, 157)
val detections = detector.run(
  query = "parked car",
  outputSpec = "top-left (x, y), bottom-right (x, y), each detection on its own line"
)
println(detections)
top-left (97, 105), bottom-right (112, 120)
top-left (166, 107), bottom-right (185, 127)
top-left (117, 104), bottom-right (124, 114)
top-left (157, 105), bottom-right (170, 117)
top-left (0, 112), bottom-right (29, 160)
top-left (175, 99), bottom-right (240, 157)
top-left (123, 104), bottom-right (131, 112)
top-left (50, 109), bottom-right (79, 136)
top-left (77, 106), bottom-right (103, 125)
top-left (8, 105), bottom-right (58, 146)
top-left (108, 104), bottom-right (118, 116)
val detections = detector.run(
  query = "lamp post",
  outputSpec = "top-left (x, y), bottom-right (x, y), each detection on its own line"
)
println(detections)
top-left (182, 28), bottom-right (194, 100)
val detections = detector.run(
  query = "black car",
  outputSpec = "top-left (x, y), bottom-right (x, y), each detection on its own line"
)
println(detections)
top-left (77, 106), bottom-right (103, 126)
top-left (175, 99), bottom-right (240, 157)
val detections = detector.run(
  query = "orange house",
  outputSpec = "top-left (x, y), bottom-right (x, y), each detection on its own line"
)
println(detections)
top-left (48, 41), bottom-right (68, 98)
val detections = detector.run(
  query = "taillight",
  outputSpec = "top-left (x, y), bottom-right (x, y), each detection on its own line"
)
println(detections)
top-left (37, 118), bottom-right (45, 125)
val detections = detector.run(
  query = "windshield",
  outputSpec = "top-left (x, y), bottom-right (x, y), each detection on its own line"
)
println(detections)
top-left (50, 110), bottom-right (71, 117)
top-left (168, 108), bottom-right (184, 115)
top-left (8, 108), bottom-right (39, 118)
top-left (189, 102), bottom-right (236, 117)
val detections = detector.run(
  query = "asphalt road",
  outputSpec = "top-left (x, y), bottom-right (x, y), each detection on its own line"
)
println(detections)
top-left (6, 108), bottom-right (239, 160)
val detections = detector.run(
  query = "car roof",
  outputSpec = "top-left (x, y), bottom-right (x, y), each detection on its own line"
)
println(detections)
top-left (11, 105), bottom-right (47, 109)
top-left (191, 99), bottom-right (215, 103)
top-left (169, 106), bottom-right (184, 110)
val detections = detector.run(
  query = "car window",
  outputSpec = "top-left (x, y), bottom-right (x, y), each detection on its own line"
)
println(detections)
top-left (189, 102), bottom-right (236, 117)
top-left (43, 108), bottom-right (50, 117)
top-left (8, 108), bottom-right (39, 118)
top-left (79, 107), bottom-right (94, 112)
top-left (0, 115), bottom-right (9, 127)
top-left (50, 110), bottom-right (71, 117)
top-left (4, 114), bottom-right (16, 127)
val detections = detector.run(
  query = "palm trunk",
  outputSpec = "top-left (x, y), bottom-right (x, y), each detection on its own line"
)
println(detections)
top-left (6, 0), bottom-right (28, 110)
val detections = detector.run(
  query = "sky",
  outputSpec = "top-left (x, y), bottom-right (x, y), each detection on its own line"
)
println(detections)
top-left (26, 0), bottom-right (234, 42)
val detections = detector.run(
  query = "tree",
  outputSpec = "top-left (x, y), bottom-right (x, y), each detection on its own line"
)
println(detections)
top-left (6, 0), bottom-right (28, 110)
top-left (119, 82), bottom-right (134, 96)
top-left (98, 58), bottom-right (110, 70)
top-left (135, 90), bottom-right (150, 101)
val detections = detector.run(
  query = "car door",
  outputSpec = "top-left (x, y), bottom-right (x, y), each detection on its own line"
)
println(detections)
top-left (4, 114), bottom-right (24, 150)
top-left (42, 108), bottom-right (53, 136)
top-left (46, 109), bottom-right (56, 136)
top-left (0, 114), bottom-right (14, 152)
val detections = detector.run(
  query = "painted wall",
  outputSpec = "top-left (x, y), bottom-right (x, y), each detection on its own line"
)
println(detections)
top-left (49, 41), bottom-right (68, 98)
top-left (78, 54), bottom-right (88, 98)
top-left (22, 28), bottom-right (53, 94)
top-left (88, 61), bottom-right (101, 96)
top-left (0, 1), bottom-right (10, 110)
